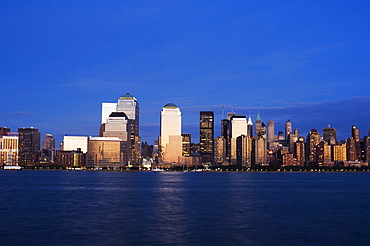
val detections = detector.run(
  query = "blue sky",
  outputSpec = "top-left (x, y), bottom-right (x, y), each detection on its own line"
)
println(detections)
top-left (1, 0), bottom-right (370, 145)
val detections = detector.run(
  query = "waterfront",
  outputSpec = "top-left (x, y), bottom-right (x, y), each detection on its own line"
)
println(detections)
top-left (1, 171), bottom-right (370, 245)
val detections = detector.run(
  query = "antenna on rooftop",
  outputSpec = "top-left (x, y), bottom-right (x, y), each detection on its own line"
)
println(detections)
top-left (222, 105), bottom-right (225, 119)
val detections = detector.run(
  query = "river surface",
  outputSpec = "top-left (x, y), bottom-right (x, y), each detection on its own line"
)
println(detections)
top-left (1, 170), bottom-right (370, 245)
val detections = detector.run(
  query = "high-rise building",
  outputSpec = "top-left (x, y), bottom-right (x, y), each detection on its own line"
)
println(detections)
top-left (221, 119), bottom-right (231, 162)
top-left (230, 114), bottom-right (247, 162)
top-left (285, 120), bottom-right (292, 140)
top-left (18, 127), bottom-right (41, 165)
top-left (236, 134), bottom-right (252, 167)
top-left (116, 93), bottom-right (140, 166)
top-left (101, 112), bottom-right (130, 141)
top-left (247, 116), bottom-right (253, 137)
top-left (214, 136), bottom-right (226, 165)
top-left (267, 120), bottom-right (276, 149)
top-left (159, 103), bottom-right (182, 165)
top-left (181, 133), bottom-right (191, 157)
top-left (323, 126), bottom-right (337, 145)
top-left (306, 129), bottom-right (321, 163)
top-left (42, 134), bottom-right (55, 162)
top-left (352, 126), bottom-right (361, 160)
top-left (255, 112), bottom-right (262, 137)
top-left (333, 143), bottom-right (347, 162)
top-left (200, 111), bottom-right (214, 166)
top-left (294, 137), bottom-right (305, 166)
top-left (101, 93), bottom-right (140, 166)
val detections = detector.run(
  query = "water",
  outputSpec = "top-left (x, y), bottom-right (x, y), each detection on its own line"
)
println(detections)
top-left (1, 171), bottom-right (370, 246)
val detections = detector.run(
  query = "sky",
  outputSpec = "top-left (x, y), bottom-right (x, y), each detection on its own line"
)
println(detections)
top-left (1, 0), bottom-right (370, 145)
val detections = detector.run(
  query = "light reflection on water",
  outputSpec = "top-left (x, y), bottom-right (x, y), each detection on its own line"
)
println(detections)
top-left (1, 171), bottom-right (370, 245)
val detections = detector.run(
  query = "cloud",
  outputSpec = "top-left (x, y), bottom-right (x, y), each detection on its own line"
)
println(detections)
top-left (1, 111), bottom-right (32, 116)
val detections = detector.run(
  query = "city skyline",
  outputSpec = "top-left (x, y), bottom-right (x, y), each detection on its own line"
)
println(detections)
top-left (1, 1), bottom-right (370, 144)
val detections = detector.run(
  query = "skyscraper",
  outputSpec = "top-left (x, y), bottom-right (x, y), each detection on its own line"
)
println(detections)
top-left (255, 112), bottom-right (262, 137)
top-left (230, 114), bottom-right (247, 163)
top-left (42, 134), bottom-right (55, 162)
top-left (323, 125), bottom-right (337, 145)
top-left (116, 93), bottom-right (140, 165)
top-left (159, 103), bottom-right (182, 165)
top-left (101, 93), bottom-right (140, 165)
top-left (285, 120), bottom-right (292, 140)
top-left (18, 127), bottom-right (41, 165)
top-left (199, 111), bottom-right (214, 166)
top-left (306, 129), bottom-right (321, 163)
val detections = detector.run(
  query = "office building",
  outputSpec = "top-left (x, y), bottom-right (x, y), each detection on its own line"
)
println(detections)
top-left (101, 93), bottom-right (140, 165)
top-left (63, 136), bottom-right (88, 153)
top-left (306, 129), bottom-right (321, 163)
top-left (42, 134), bottom-right (55, 162)
top-left (182, 133), bottom-right (191, 157)
top-left (230, 114), bottom-right (247, 162)
top-left (0, 136), bottom-right (19, 166)
top-left (87, 137), bottom-right (128, 169)
top-left (18, 127), bottom-right (41, 165)
top-left (285, 119), bottom-right (292, 140)
top-left (159, 103), bottom-right (182, 165)
top-left (199, 111), bottom-right (214, 166)
top-left (323, 126), bottom-right (337, 145)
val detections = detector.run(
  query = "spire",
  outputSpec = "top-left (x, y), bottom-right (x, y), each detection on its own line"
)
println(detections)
top-left (247, 116), bottom-right (253, 125)
top-left (256, 111), bottom-right (262, 122)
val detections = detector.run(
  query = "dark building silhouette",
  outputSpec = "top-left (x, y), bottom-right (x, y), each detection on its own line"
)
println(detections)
top-left (200, 111), bottom-right (214, 166)
top-left (221, 119), bottom-right (231, 162)
top-left (141, 142), bottom-right (153, 158)
top-left (0, 127), bottom-right (10, 136)
top-left (18, 127), bottom-right (41, 166)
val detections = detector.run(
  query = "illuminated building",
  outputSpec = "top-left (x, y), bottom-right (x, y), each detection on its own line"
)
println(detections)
top-left (199, 111), bottom-right (214, 166)
top-left (247, 116), bottom-right (253, 137)
top-left (159, 103), bottom-right (182, 165)
top-left (230, 114), bottom-right (247, 163)
top-left (101, 112), bottom-right (130, 141)
top-left (116, 93), bottom-right (140, 165)
top-left (255, 112), bottom-right (262, 137)
top-left (101, 93), bottom-right (140, 166)
top-left (63, 136), bottom-right (88, 153)
top-left (182, 133), bottom-right (191, 157)
top-left (323, 126), bottom-right (337, 145)
top-left (306, 129), bottom-right (321, 163)
top-left (294, 137), bottom-right (305, 166)
top-left (267, 120), bottom-right (277, 150)
top-left (18, 127), bottom-right (41, 165)
top-left (0, 136), bottom-right (19, 166)
top-left (236, 134), bottom-right (252, 167)
top-left (87, 137), bottom-right (128, 169)
top-left (214, 136), bottom-right (226, 165)
top-left (285, 119), bottom-right (292, 140)
top-left (333, 143), bottom-right (347, 162)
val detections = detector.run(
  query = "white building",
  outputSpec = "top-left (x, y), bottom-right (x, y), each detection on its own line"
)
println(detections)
top-left (159, 103), bottom-right (182, 165)
top-left (101, 102), bottom-right (117, 124)
top-left (62, 136), bottom-right (88, 153)
top-left (230, 114), bottom-right (247, 162)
